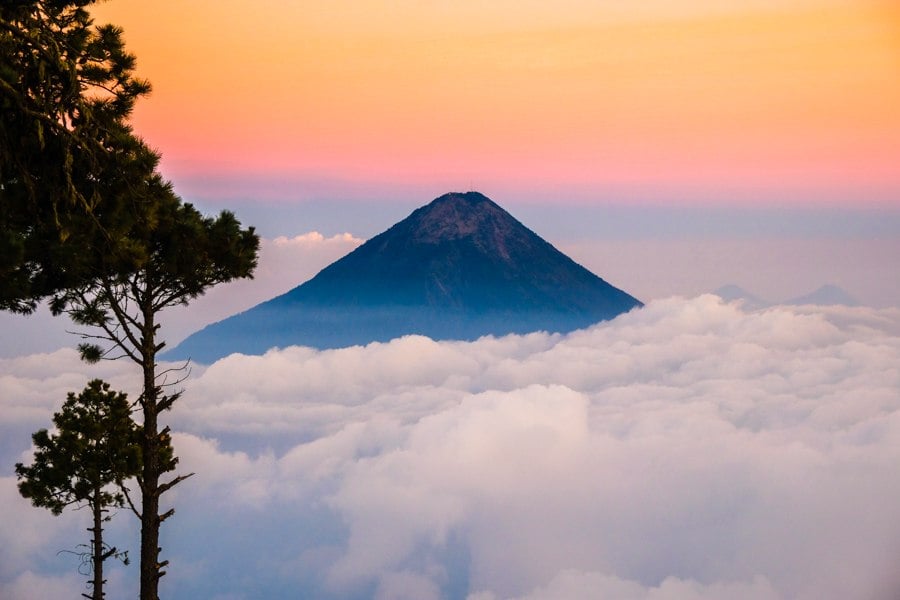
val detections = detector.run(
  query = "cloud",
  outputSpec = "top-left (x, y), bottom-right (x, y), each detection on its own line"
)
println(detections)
top-left (466, 570), bottom-right (781, 600)
top-left (0, 571), bottom-right (86, 600)
top-left (272, 232), bottom-right (363, 247)
top-left (1, 297), bottom-right (899, 599)
top-left (0, 350), bottom-right (140, 442)
top-left (0, 477), bottom-right (73, 577)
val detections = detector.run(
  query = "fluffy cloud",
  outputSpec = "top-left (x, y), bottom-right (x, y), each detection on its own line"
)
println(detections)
top-left (474, 570), bottom-right (780, 600)
top-left (1, 571), bottom-right (86, 600)
top-left (2, 296), bottom-right (899, 599)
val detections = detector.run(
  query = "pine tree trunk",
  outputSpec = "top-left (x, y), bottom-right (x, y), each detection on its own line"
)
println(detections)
top-left (139, 302), bottom-right (161, 600)
top-left (139, 383), bottom-right (159, 599)
top-left (91, 488), bottom-right (103, 600)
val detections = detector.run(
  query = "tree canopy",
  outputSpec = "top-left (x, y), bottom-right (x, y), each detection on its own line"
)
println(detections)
top-left (16, 379), bottom-right (141, 515)
top-left (1, 0), bottom-right (150, 312)
top-left (51, 176), bottom-right (261, 365)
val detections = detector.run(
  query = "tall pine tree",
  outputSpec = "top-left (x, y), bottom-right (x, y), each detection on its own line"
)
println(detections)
top-left (50, 159), bottom-right (259, 599)
top-left (3, 3), bottom-right (261, 599)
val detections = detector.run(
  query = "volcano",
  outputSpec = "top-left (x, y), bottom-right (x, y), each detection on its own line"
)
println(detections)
top-left (170, 192), bottom-right (641, 362)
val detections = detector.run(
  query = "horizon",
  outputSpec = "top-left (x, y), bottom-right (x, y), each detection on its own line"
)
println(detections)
top-left (1, 188), bottom-right (898, 358)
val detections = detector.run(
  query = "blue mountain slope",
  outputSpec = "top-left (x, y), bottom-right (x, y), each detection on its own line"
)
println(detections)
top-left (169, 192), bottom-right (642, 362)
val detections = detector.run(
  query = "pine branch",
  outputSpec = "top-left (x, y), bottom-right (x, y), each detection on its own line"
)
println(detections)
top-left (156, 473), bottom-right (194, 498)
top-left (121, 484), bottom-right (141, 520)
top-left (89, 286), bottom-right (142, 363)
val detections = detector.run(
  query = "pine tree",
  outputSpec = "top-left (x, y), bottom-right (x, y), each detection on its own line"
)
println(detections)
top-left (50, 168), bottom-right (259, 599)
top-left (3, 4), bottom-right (261, 598)
top-left (16, 379), bottom-right (144, 600)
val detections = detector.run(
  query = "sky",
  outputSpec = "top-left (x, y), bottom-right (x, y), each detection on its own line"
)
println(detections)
top-left (77, 0), bottom-right (900, 315)
top-left (3, 2), bottom-right (900, 598)
top-left (87, 0), bottom-right (900, 205)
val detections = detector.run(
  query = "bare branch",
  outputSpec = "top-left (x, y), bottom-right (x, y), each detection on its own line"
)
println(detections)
top-left (121, 485), bottom-right (141, 520)
top-left (76, 287), bottom-right (142, 364)
top-left (101, 282), bottom-right (144, 335)
top-left (157, 473), bottom-right (194, 497)
top-left (156, 360), bottom-right (192, 392)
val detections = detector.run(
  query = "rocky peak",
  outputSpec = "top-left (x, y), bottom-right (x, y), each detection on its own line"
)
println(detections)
top-left (405, 192), bottom-right (521, 259)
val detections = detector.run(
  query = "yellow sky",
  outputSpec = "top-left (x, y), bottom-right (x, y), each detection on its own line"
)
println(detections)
top-left (92, 0), bottom-right (900, 204)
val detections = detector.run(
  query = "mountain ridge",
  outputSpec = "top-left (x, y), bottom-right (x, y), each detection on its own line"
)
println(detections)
top-left (714, 283), bottom-right (860, 309)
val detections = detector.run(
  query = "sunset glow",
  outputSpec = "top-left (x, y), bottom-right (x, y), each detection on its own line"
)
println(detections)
top-left (93, 0), bottom-right (900, 203)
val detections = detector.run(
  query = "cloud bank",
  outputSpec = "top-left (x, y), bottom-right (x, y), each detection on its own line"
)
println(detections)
top-left (2, 296), bottom-right (899, 599)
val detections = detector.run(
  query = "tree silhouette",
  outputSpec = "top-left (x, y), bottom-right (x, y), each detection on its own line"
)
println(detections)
top-left (16, 379), bottom-right (144, 600)
top-left (1, 0), bottom-right (151, 312)
top-left (3, 4), bottom-right (260, 598)
top-left (50, 172), bottom-right (259, 599)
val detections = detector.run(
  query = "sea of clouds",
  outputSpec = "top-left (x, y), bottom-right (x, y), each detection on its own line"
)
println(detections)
top-left (2, 296), bottom-right (900, 599)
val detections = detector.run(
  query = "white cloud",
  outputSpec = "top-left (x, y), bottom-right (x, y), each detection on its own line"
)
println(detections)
top-left (0, 570), bottom-right (85, 600)
top-left (0, 477), bottom-right (75, 577)
top-left (2, 297), bottom-right (900, 599)
top-left (488, 570), bottom-right (781, 600)
top-left (376, 570), bottom-right (443, 600)
top-left (272, 232), bottom-right (363, 247)
top-left (0, 349), bottom-right (141, 431)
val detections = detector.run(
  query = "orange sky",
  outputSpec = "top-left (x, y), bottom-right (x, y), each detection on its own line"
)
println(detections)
top-left (91, 0), bottom-right (900, 205)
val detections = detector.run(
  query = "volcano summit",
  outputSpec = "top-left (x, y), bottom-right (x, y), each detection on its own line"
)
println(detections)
top-left (170, 192), bottom-right (641, 362)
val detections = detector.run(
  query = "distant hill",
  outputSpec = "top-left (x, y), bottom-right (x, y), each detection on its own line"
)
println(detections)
top-left (713, 285), bottom-right (771, 311)
top-left (169, 192), bottom-right (642, 363)
top-left (714, 283), bottom-right (859, 309)
top-left (786, 284), bottom-right (859, 307)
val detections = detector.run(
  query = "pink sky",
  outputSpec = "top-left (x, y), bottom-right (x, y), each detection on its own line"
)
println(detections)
top-left (91, 0), bottom-right (900, 205)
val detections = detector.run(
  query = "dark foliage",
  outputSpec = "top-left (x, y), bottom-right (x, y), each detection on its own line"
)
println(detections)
top-left (16, 379), bottom-right (143, 599)
top-left (3, 4), bottom-right (260, 598)
top-left (46, 167), bottom-right (258, 600)
top-left (0, 0), bottom-right (150, 312)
